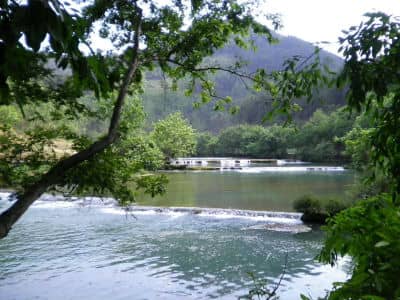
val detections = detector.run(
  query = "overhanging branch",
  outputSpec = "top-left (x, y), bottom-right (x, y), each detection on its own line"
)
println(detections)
top-left (0, 8), bottom-right (143, 239)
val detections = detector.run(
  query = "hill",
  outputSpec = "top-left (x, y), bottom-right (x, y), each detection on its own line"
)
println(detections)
top-left (142, 33), bottom-right (345, 132)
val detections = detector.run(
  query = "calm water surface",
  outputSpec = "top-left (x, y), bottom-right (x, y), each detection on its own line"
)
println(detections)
top-left (0, 166), bottom-right (353, 299)
top-left (139, 167), bottom-right (354, 211)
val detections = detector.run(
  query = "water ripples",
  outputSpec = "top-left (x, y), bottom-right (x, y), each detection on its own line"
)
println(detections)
top-left (0, 194), bottom-right (347, 299)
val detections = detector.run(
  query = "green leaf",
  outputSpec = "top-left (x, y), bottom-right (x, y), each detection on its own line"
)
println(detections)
top-left (374, 240), bottom-right (390, 248)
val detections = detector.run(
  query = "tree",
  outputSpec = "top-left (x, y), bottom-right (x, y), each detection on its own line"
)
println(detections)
top-left (259, 125), bottom-right (294, 158)
top-left (215, 124), bottom-right (266, 157)
top-left (0, 0), bottom-right (286, 238)
top-left (151, 112), bottom-right (197, 159)
top-left (317, 13), bottom-right (400, 299)
top-left (294, 109), bottom-right (354, 162)
top-left (213, 124), bottom-right (293, 158)
top-left (195, 132), bottom-right (218, 156)
top-left (341, 116), bottom-right (392, 199)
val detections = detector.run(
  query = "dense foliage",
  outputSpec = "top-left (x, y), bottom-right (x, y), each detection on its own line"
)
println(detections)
top-left (59, 96), bottom-right (168, 201)
top-left (340, 112), bottom-right (393, 199)
top-left (151, 112), bottom-right (197, 159)
top-left (195, 108), bottom-right (354, 162)
top-left (293, 195), bottom-right (349, 223)
top-left (293, 109), bottom-right (354, 162)
top-left (315, 12), bottom-right (400, 299)
top-left (319, 194), bottom-right (400, 299)
top-left (0, 105), bottom-right (21, 126)
top-left (0, 95), bottom-right (167, 199)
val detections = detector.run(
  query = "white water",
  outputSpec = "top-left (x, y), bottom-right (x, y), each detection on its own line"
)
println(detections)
top-left (1, 192), bottom-right (304, 229)
top-left (235, 166), bottom-right (345, 173)
top-left (170, 157), bottom-right (345, 173)
top-left (172, 157), bottom-right (252, 167)
top-left (276, 159), bottom-right (309, 165)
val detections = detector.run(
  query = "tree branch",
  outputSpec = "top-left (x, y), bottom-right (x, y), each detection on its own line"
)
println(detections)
top-left (268, 253), bottom-right (288, 299)
top-left (166, 58), bottom-right (259, 82)
top-left (0, 8), bottom-right (143, 239)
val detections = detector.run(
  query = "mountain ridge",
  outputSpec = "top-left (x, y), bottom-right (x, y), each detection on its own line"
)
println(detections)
top-left (143, 32), bottom-right (346, 132)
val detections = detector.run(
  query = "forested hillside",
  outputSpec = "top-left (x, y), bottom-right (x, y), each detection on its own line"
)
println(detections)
top-left (143, 33), bottom-right (345, 132)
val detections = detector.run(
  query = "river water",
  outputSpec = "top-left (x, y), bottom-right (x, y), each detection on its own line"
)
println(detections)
top-left (0, 164), bottom-right (353, 299)
top-left (138, 165), bottom-right (353, 211)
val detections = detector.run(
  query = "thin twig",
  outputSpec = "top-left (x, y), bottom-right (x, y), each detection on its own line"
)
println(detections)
top-left (268, 252), bottom-right (288, 299)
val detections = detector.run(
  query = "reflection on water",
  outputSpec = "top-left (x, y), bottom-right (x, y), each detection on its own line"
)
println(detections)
top-left (138, 169), bottom-right (354, 211)
top-left (0, 195), bottom-right (347, 300)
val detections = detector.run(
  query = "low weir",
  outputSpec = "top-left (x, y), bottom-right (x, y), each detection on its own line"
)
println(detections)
top-left (0, 192), bottom-right (302, 225)
top-left (169, 158), bottom-right (345, 172)
top-left (170, 157), bottom-right (307, 168)
top-left (171, 157), bottom-right (253, 167)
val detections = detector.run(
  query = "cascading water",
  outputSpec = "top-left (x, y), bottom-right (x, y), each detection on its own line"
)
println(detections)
top-left (0, 192), bottom-right (304, 231)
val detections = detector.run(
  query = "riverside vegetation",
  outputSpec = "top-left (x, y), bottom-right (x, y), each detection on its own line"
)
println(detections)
top-left (195, 108), bottom-right (356, 163)
top-left (243, 13), bottom-right (400, 300)
top-left (0, 0), bottom-right (399, 299)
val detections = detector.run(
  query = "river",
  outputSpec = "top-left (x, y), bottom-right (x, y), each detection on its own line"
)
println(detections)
top-left (138, 165), bottom-right (353, 211)
top-left (0, 162), bottom-right (353, 299)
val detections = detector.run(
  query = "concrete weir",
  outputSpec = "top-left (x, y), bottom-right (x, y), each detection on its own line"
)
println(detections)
top-left (169, 157), bottom-right (307, 170)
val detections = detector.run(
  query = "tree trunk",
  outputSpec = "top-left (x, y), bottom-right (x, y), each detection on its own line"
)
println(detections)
top-left (0, 11), bottom-right (142, 239)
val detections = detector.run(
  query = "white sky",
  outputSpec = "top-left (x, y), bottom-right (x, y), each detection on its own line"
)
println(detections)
top-left (86, 0), bottom-right (400, 55)
top-left (264, 0), bottom-right (400, 54)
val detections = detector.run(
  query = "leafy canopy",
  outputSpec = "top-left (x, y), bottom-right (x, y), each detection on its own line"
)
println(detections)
top-left (337, 12), bottom-right (400, 196)
top-left (151, 112), bottom-right (197, 159)
top-left (319, 194), bottom-right (400, 300)
top-left (317, 12), bottom-right (400, 300)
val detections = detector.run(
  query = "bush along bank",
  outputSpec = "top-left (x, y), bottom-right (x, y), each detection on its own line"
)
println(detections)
top-left (293, 195), bottom-right (350, 224)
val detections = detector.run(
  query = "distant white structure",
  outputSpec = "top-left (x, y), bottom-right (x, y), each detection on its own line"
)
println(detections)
top-left (171, 157), bottom-right (250, 168)
top-left (277, 159), bottom-right (308, 165)
top-left (169, 158), bottom-right (345, 173)
top-left (172, 158), bottom-right (208, 166)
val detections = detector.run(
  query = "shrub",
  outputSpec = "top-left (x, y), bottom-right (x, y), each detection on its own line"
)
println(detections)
top-left (319, 194), bottom-right (400, 299)
top-left (293, 195), bottom-right (322, 214)
top-left (324, 198), bottom-right (348, 216)
top-left (293, 195), bottom-right (350, 224)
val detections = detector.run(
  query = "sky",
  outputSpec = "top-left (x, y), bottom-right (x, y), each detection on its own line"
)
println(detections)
top-left (84, 0), bottom-right (400, 55)
top-left (263, 0), bottom-right (400, 54)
